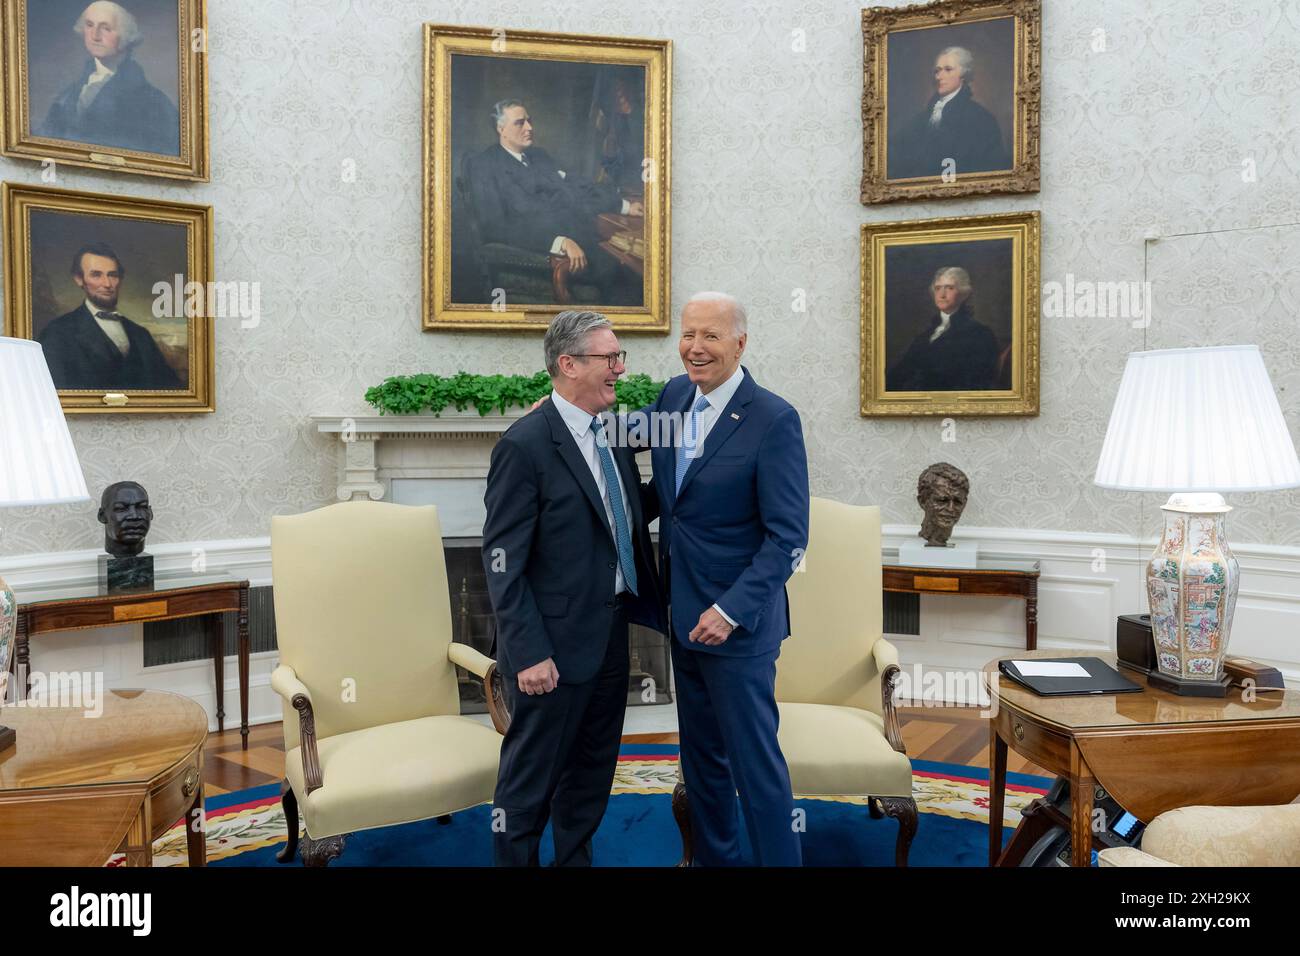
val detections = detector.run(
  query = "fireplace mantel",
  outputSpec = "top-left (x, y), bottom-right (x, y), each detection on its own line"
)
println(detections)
top-left (312, 411), bottom-right (653, 536)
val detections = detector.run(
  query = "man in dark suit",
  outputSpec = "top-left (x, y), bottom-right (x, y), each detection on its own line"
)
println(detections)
top-left (463, 99), bottom-right (643, 303)
top-left (37, 243), bottom-right (182, 392)
top-left (887, 266), bottom-right (1000, 392)
top-left (643, 292), bottom-right (810, 866)
top-left (482, 310), bottom-right (663, 866)
top-left (890, 46), bottom-right (1009, 180)
top-left (39, 2), bottom-right (180, 156)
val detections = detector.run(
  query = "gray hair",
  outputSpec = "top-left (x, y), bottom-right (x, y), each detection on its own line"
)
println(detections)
top-left (492, 99), bottom-right (525, 131)
top-left (544, 310), bottom-right (612, 378)
top-left (932, 266), bottom-right (972, 294)
top-left (685, 291), bottom-right (747, 336)
top-left (937, 46), bottom-right (973, 78)
top-left (75, 2), bottom-right (142, 50)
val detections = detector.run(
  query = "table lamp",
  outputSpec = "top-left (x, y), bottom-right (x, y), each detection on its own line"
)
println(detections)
top-left (1094, 345), bottom-right (1300, 696)
top-left (0, 337), bottom-right (90, 750)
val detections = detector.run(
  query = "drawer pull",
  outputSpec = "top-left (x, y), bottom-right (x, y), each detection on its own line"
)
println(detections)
top-left (1013, 721), bottom-right (1025, 742)
top-left (182, 767), bottom-right (200, 798)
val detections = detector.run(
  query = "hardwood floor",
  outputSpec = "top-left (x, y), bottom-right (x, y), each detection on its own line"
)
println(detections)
top-left (202, 705), bottom-right (1050, 795)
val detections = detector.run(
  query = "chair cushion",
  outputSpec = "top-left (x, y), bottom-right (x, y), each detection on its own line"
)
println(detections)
top-left (286, 715), bottom-right (501, 839)
top-left (1139, 803), bottom-right (1300, 867)
top-left (778, 702), bottom-right (913, 798)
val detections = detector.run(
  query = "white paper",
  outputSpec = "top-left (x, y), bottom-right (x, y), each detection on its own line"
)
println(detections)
top-left (1013, 660), bottom-right (1090, 678)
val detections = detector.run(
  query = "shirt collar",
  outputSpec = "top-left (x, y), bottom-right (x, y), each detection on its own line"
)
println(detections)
top-left (935, 86), bottom-right (961, 108)
top-left (551, 388), bottom-right (600, 438)
top-left (88, 300), bottom-right (120, 320)
top-left (501, 145), bottom-right (527, 164)
top-left (693, 365), bottom-right (745, 413)
top-left (90, 58), bottom-right (116, 79)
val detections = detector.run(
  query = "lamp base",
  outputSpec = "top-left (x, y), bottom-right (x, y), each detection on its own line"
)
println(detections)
top-left (0, 725), bottom-right (13, 752)
top-left (1147, 670), bottom-right (1231, 698)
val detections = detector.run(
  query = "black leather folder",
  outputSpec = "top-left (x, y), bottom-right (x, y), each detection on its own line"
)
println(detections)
top-left (998, 657), bottom-right (1143, 697)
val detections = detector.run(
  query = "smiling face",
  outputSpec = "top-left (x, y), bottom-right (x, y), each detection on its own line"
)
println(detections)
top-left (931, 272), bottom-right (966, 314)
top-left (679, 300), bottom-right (746, 395)
top-left (558, 326), bottom-right (625, 415)
top-left (80, 3), bottom-right (126, 61)
top-left (74, 252), bottom-right (123, 311)
top-left (933, 52), bottom-right (964, 97)
top-left (497, 105), bottom-right (534, 153)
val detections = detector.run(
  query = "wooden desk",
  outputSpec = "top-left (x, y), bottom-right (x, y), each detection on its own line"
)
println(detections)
top-left (984, 649), bottom-right (1300, 866)
top-left (884, 551), bottom-right (1040, 649)
top-left (0, 689), bottom-right (208, 866)
top-left (13, 571), bottom-right (251, 749)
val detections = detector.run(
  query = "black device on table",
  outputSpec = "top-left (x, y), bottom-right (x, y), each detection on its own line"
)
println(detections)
top-left (1019, 779), bottom-right (1146, 867)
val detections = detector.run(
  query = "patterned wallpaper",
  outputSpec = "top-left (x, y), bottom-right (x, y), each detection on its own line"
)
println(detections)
top-left (4, 0), bottom-right (1300, 558)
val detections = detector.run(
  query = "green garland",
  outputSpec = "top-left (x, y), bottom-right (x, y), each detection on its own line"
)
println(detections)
top-left (364, 371), bottom-right (666, 416)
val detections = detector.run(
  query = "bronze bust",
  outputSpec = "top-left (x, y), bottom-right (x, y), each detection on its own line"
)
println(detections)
top-left (917, 463), bottom-right (969, 547)
top-left (98, 481), bottom-right (153, 556)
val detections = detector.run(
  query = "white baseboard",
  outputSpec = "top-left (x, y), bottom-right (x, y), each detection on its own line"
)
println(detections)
top-left (4, 524), bottom-right (1297, 721)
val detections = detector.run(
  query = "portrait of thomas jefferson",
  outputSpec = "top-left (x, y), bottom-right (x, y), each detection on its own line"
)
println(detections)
top-left (34, 1), bottom-right (181, 156)
top-left (36, 242), bottom-right (184, 391)
top-left (886, 266), bottom-right (1003, 392)
top-left (889, 45), bottom-right (1010, 181)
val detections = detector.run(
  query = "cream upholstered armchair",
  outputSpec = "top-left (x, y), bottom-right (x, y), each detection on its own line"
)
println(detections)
top-left (269, 501), bottom-right (507, 866)
top-left (1099, 802), bottom-right (1300, 867)
top-left (672, 497), bottom-right (917, 865)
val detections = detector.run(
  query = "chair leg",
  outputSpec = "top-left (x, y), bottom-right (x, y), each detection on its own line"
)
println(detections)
top-left (671, 781), bottom-right (694, 867)
top-left (868, 797), bottom-right (884, 819)
top-left (276, 780), bottom-right (299, 864)
top-left (877, 796), bottom-right (918, 867)
top-left (300, 832), bottom-right (347, 867)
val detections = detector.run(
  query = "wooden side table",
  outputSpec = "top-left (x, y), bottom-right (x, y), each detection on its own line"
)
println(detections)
top-left (884, 552), bottom-right (1040, 649)
top-left (0, 689), bottom-right (208, 866)
top-left (983, 649), bottom-right (1300, 866)
top-left (12, 571), bottom-right (251, 749)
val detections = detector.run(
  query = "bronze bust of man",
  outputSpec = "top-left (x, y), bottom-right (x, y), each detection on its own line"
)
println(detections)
top-left (97, 481), bottom-right (155, 591)
top-left (917, 463), bottom-right (969, 547)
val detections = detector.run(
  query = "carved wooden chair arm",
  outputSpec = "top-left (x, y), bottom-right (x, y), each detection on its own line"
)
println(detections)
top-left (270, 664), bottom-right (323, 794)
top-left (873, 639), bottom-right (907, 755)
top-left (447, 642), bottom-right (511, 736)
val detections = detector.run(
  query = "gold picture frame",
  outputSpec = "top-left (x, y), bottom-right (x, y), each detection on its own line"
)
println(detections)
top-left (423, 24), bottom-right (671, 332)
top-left (860, 210), bottom-right (1039, 416)
top-left (0, 0), bottom-right (209, 182)
top-left (2, 182), bottom-right (215, 413)
top-left (861, 0), bottom-right (1040, 204)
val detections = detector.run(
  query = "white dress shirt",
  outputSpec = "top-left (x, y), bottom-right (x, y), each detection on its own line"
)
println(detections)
top-left (88, 300), bottom-right (130, 355)
top-left (929, 309), bottom-right (955, 342)
top-left (687, 365), bottom-right (747, 627)
top-left (928, 87), bottom-right (961, 126)
top-left (551, 389), bottom-right (630, 594)
top-left (78, 58), bottom-right (115, 114)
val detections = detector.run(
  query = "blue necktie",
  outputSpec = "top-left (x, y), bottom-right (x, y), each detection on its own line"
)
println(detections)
top-left (675, 395), bottom-right (712, 496)
top-left (591, 417), bottom-right (637, 596)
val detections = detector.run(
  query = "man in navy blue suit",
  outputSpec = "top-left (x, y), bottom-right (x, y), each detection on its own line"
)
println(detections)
top-left (482, 310), bottom-right (663, 866)
top-left (645, 292), bottom-right (810, 865)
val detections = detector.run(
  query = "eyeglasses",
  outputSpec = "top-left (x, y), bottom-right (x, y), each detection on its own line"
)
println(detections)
top-left (572, 351), bottom-right (627, 370)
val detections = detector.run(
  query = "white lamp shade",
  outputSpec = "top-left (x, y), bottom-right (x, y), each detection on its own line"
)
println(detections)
top-left (0, 337), bottom-right (89, 506)
top-left (1094, 345), bottom-right (1300, 492)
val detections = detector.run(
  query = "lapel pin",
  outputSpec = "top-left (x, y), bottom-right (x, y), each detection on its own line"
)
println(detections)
top-left (731, 412), bottom-right (741, 420)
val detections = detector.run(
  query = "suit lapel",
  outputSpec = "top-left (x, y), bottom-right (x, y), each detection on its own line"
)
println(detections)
top-left (544, 401), bottom-right (614, 543)
top-left (74, 305), bottom-right (127, 367)
top-left (676, 370), bottom-right (757, 501)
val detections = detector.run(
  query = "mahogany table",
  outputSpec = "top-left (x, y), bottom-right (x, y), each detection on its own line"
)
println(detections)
top-left (0, 689), bottom-right (208, 866)
top-left (12, 570), bottom-right (251, 749)
top-left (983, 649), bottom-right (1300, 867)
top-left (883, 551), bottom-right (1040, 649)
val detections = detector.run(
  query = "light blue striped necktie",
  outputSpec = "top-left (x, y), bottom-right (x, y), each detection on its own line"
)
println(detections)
top-left (590, 417), bottom-right (637, 596)
top-left (675, 394), bottom-right (712, 496)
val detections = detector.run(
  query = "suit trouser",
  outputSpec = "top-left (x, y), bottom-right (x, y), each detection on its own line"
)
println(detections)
top-left (671, 638), bottom-right (802, 866)
top-left (492, 606), bottom-right (628, 866)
